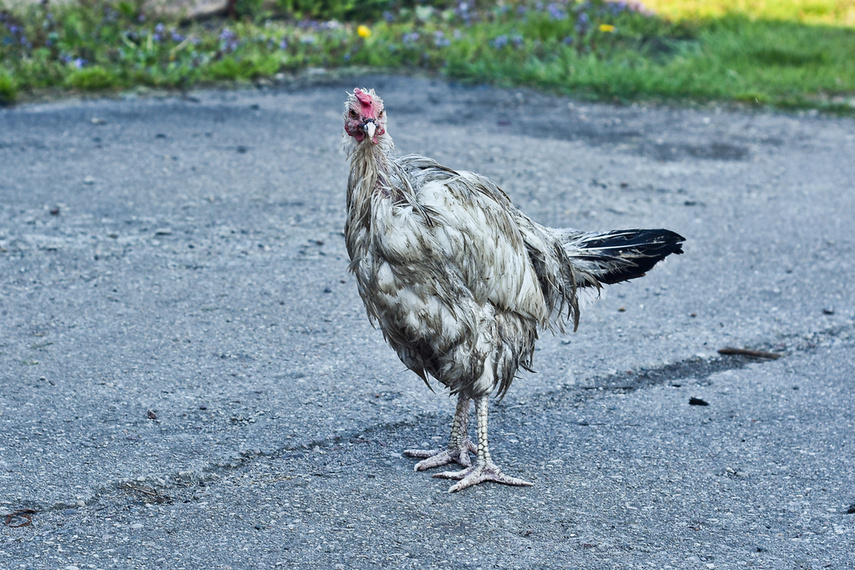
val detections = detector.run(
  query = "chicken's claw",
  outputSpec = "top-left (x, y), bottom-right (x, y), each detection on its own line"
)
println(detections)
top-left (434, 462), bottom-right (533, 492)
top-left (403, 439), bottom-right (478, 471)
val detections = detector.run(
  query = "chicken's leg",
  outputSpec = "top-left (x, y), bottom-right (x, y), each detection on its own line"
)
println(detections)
top-left (403, 394), bottom-right (477, 470)
top-left (434, 394), bottom-right (533, 492)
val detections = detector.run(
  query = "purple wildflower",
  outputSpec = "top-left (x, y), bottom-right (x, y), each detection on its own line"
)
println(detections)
top-left (402, 32), bottom-right (420, 44)
top-left (219, 27), bottom-right (235, 42)
top-left (279, 38), bottom-right (288, 49)
top-left (73, 58), bottom-right (86, 68)
top-left (576, 12), bottom-right (590, 34)
top-left (382, 11), bottom-right (394, 23)
top-left (456, 1), bottom-right (472, 24)
top-left (434, 30), bottom-right (450, 48)
top-left (492, 35), bottom-right (508, 49)
top-left (511, 34), bottom-right (524, 48)
top-left (219, 27), bottom-right (239, 51)
top-left (563, 35), bottom-right (574, 45)
top-left (611, 1), bottom-right (628, 14)
top-left (104, 7), bottom-right (117, 21)
top-left (547, 3), bottom-right (566, 20)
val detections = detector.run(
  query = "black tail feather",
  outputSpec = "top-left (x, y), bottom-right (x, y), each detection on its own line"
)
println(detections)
top-left (572, 229), bottom-right (685, 286)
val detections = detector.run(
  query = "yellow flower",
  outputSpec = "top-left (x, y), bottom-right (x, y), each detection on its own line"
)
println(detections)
top-left (599, 24), bottom-right (616, 32)
top-left (357, 25), bottom-right (372, 39)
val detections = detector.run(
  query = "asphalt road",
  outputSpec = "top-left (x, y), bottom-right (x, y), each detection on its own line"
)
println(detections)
top-left (1, 75), bottom-right (854, 568)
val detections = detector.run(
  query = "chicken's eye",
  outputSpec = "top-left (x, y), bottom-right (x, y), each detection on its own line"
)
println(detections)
top-left (378, 110), bottom-right (384, 118)
top-left (349, 109), bottom-right (359, 119)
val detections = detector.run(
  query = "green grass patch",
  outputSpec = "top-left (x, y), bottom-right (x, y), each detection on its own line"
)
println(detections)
top-left (65, 65), bottom-right (120, 90)
top-left (0, 68), bottom-right (16, 103)
top-left (0, 0), bottom-right (852, 113)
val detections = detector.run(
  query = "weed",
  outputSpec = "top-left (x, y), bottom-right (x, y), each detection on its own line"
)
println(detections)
top-left (66, 66), bottom-right (119, 90)
top-left (0, 69), bottom-right (16, 103)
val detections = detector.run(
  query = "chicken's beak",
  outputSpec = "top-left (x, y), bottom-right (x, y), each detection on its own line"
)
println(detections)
top-left (364, 121), bottom-right (376, 141)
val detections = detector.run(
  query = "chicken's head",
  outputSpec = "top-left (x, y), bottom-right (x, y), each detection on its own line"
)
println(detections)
top-left (344, 88), bottom-right (386, 144)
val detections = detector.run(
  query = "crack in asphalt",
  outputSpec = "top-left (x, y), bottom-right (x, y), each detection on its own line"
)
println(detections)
top-left (498, 322), bottom-right (852, 409)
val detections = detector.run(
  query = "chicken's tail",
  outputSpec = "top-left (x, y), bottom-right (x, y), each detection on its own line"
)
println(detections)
top-left (558, 228), bottom-right (685, 287)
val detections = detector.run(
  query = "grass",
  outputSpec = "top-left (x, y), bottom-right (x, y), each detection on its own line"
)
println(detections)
top-left (644, 0), bottom-right (855, 26)
top-left (0, 0), bottom-right (853, 113)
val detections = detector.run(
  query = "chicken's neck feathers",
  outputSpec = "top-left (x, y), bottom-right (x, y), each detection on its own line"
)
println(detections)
top-left (346, 133), bottom-right (395, 204)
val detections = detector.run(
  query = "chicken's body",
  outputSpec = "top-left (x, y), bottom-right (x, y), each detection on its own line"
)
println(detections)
top-left (343, 88), bottom-right (684, 491)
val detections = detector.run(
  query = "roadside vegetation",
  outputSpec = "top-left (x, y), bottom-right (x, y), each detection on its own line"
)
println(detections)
top-left (0, 0), bottom-right (853, 113)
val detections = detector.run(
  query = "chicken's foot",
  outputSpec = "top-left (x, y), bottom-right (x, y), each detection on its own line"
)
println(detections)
top-left (404, 394), bottom-right (476, 470)
top-left (433, 395), bottom-right (532, 492)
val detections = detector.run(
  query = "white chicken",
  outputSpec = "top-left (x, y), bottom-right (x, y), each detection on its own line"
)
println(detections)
top-left (343, 88), bottom-right (684, 492)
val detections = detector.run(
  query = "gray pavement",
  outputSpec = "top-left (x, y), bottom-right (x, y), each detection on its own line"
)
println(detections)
top-left (1, 75), bottom-right (854, 568)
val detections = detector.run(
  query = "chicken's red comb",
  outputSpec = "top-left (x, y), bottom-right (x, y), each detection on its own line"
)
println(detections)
top-left (354, 88), bottom-right (373, 107)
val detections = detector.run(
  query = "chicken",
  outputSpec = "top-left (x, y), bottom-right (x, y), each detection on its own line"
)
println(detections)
top-left (343, 88), bottom-right (684, 492)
